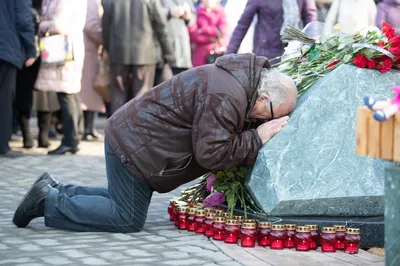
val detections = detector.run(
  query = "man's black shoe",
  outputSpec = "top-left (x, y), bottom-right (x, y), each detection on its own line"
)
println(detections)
top-left (33, 172), bottom-right (60, 188)
top-left (48, 145), bottom-right (78, 155)
top-left (13, 180), bottom-right (51, 228)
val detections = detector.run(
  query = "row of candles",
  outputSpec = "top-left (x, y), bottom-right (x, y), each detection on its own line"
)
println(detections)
top-left (168, 200), bottom-right (361, 254)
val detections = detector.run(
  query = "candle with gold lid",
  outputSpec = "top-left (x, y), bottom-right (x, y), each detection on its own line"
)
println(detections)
top-left (334, 225), bottom-right (346, 250)
top-left (195, 209), bottom-right (206, 234)
top-left (305, 225), bottom-right (319, 250)
top-left (269, 224), bottom-right (286, 250)
top-left (224, 219), bottom-right (240, 244)
top-left (295, 226), bottom-right (311, 251)
top-left (344, 228), bottom-right (361, 254)
top-left (233, 216), bottom-right (244, 225)
top-left (168, 199), bottom-right (178, 221)
top-left (257, 222), bottom-right (272, 247)
top-left (177, 207), bottom-right (188, 230)
top-left (196, 203), bottom-right (204, 209)
top-left (187, 207), bottom-right (198, 231)
top-left (320, 227), bottom-right (337, 252)
top-left (240, 222), bottom-right (257, 247)
top-left (204, 212), bottom-right (216, 237)
top-left (204, 207), bottom-right (214, 213)
top-left (212, 217), bottom-right (226, 241)
top-left (243, 219), bottom-right (256, 224)
top-left (284, 224), bottom-right (296, 249)
top-left (214, 210), bottom-right (224, 217)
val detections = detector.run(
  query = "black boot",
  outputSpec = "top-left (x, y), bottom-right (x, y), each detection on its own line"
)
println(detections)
top-left (17, 111), bottom-right (33, 149)
top-left (37, 111), bottom-right (51, 148)
top-left (82, 111), bottom-right (103, 141)
top-left (13, 180), bottom-right (51, 228)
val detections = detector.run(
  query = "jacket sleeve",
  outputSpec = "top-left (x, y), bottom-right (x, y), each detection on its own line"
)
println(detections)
top-left (323, 0), bottom-right (339, 34)
top-left (375, 3), bottom-right (387, 29)
top-left (189, 24), bottom-right (218, 44)
top-left (150, 0), bottom-right (175, 65)
top-left (300, 0), bottom-right (317, 25)
top-left (39, 0), bottom-right (77, 35)
top-left (192, 94), bottom-right (263, 171)
top-left (225, 0), bottom-right (258, 55)
top-left (84, 0), bottom-right (103, 45)
top-left (101, 0), bottom-right (112, 51)
top-left (15, 0), bottom-right (38, 58)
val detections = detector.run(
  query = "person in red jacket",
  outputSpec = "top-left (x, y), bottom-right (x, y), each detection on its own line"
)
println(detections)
top-left (189, 0), bottom-right (228, 67)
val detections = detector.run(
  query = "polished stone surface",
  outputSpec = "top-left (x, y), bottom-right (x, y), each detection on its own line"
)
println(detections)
top-left (385, 166), bottom-right (400, 266)
top-left (246, 65), bottom-right (398, 216)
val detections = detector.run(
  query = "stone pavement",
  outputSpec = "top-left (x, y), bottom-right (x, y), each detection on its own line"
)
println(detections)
top-left (0, 118), bottom-right (385, 266)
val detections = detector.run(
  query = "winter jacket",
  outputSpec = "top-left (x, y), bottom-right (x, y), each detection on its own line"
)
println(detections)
top-left (226, 0), bottom-right (317, 61)
top-left (102, 0), bottom-right (175, 65)
top-left (160, 0), bottom-right (195, 69)
top-left (35, 0), bottom-right (87, 94)
top-left (376, 0), bottom-right (400, 34)
top-left (189, 3), bottom-right (228, 67)
top-left (104, 53), bottom-right (269, 193)
top-left (324, 0), bottom-right (377, 34)
top-left (0, 0), bottom-right (37, 69)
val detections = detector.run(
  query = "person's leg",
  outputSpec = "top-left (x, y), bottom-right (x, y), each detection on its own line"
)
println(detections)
top-left (49, 93), bottom-right (80, 152)
top-left (110, 64), bottom-right (129, 114)
top-left (17, 110), bottom-right (33, 148)
top-left (0, 60), bottom-right (18, 155)
top-left (133, 64), bottom-right (156, 97)
top-left (58, 184), bottom-right (109, 198)
top-left (37, 111), bottom-right (51, 148)
top-left (44, 139), bottom-right (153, 232)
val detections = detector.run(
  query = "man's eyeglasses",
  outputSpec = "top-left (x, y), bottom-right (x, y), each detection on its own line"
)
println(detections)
top-left (270, 101), bottom-right (274, 120)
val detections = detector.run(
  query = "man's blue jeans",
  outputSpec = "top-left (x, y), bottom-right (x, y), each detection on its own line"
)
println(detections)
top-left (44, 139), bottom-right (153, 232)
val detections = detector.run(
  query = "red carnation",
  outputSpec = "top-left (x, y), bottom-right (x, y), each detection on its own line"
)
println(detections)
top-left (367, 59), bottom-right (376, 69)
top-left (390, 46), bottom-right (400, 56)
top-left (382, 22), bottom-right (395, 39)
top-left (375, 56), bottom-right (393, 73)
top-left (327, 60), bottom-right (340, 69)
top-left (389, 35), bottom-right (400, 47)
top-left (377, 42), bottom-right (385, 47)
top-left (353, 54), bottom-right (368, 68)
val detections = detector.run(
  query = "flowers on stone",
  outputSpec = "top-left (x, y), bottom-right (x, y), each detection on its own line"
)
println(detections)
top-left (382, 22), bottom-right (395, 39)
top-left (206, 173), bottom-right (216, 192)
top-left (375, 56), bottom-right (393, 73)
top-left (203, 192), bottom-right (225, 208)
top-left (353, 54), bottom-right (368, 68)
top-left (327, 60), bottom-right (340, 69)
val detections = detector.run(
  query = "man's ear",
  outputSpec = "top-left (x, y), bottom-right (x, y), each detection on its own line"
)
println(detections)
top-left (258, 94), bottom-right (269, 101)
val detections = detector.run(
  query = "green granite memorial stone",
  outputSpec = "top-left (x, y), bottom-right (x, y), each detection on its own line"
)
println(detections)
top-left (245, 64), bottom-right (398, 216)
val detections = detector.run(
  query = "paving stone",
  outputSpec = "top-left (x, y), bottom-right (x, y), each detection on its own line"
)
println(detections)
top-left (0, 244), bottom-right (9, 250)
top-left (58, 249), bottom-right (90, 258)
top-left (18, 244), bottom-right (41, 251)
top-left (111, 234), bottom-right (135, 241)
top-left (162, 251), bottom-right (191, 259)
top-left (97, 251), bottom-right (130, 260)
top-left (80, 257), bottom-right (110, 265)
top-left (163, 259), bottom-right (207, 265)
top-left (40, 256), bottom-right (73, 265)
top-left (0, 258), bottom-right (33, 265)
top-left (176, 246), bottom-right (205, 253)
top-left (124, 249), bottom-right (154, 257)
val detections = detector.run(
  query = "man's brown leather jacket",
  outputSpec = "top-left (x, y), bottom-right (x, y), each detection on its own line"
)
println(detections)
top-left (104, 53), bottom-right (270, 193)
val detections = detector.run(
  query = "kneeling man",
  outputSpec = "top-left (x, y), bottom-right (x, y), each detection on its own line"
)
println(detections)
top-left (13, 53), bottom-right (297, 232)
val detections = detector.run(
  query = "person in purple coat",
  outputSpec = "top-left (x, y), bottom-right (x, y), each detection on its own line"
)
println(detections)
top-left (226, 0), bottom-right (317, 62)
top-left (376, 0), bottom-right (400, 35)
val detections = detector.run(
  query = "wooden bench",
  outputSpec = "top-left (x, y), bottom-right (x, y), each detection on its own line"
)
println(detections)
top-left (356, 106), bottom-right (400, 162)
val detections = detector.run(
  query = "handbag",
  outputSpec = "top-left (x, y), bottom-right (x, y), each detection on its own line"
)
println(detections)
top-left (39, 34), bottom-right (74, 66)
top-left (206, 38), bottom-right (225, 64)
top-left (94, 54), bottom-right (110, 103)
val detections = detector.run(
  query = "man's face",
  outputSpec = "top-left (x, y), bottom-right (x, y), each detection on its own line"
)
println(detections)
top-left (249, 95), bottom-right (293, 121)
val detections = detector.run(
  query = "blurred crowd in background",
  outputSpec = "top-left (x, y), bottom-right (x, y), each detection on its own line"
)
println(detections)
top-left (0, 0), bottom-right (398, 158)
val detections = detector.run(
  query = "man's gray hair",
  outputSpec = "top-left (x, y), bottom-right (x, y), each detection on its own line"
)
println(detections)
top-left (257, 68), bottom-right (297, 109)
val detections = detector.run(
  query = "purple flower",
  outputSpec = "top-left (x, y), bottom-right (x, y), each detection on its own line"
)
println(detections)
top-left (206, 173), bottom-right (216, 192)
top-left (203, 192), bottom-right (225, 208)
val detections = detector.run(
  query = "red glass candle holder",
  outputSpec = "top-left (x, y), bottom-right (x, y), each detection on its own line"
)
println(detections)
top-left (204, 212), bottom-right (216, 237)
top-left (284, 224), bottom-right (296, 249)
top-left (257, 222), bottom-right (272, 247)
top-left (240, 223), bottom-right (257, 247)
top-left (212, 217), bottom-right (226, 241)
top-left (320, 227), bottom-right (337, 252)
top-left (195, 209), bottom-right (206, 234)
top-left (177, 207), bottom-right (188, 230)
top-left (187, 207), bottom-right (198, 231)
top-left (344, 228), bottom-right (361, 254)
top-left (233, 215), bottom-right (244, 226)
top-left (224, 219), bottom-right (240, 244)
top-left (306, 224), bottom-right (319, 250)
top-left (295, 226), bottom-right (311, 252)
top-left (168, 199), bottom-right (176, 221)
top-left (334, 225), bottom-right (346, 251)
top-left (269, 224), bottom-right (286, 250)
top-left (174, 203), bottom-right (186, 227)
